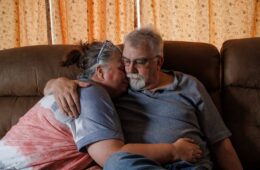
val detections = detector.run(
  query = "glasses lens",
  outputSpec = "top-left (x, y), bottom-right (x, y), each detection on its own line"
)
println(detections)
top-left (135, 59), bottom-right (149, 65)
top-left (123, 57), bottom-right (158, 67)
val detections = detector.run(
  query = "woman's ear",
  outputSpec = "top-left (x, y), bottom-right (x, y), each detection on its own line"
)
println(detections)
top-left (95, 65), bottom-right (105, 80)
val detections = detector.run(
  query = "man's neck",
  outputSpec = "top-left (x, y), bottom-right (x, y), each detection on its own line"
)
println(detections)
top-left (147, 71), bottom-right (174, 92)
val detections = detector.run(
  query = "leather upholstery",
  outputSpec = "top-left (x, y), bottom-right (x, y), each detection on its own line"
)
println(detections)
top-left (221, 38), bottom-right (260, 169)
top-left (0, 39), bottom-right (259, 169)
top-left (0, 45), bottom-right (80, 137)
top-left (163, 41), bottom-right (221, 112)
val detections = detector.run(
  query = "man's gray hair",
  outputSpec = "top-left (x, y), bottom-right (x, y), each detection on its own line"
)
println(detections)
top-left (124, 27), bottom-right (164, 56)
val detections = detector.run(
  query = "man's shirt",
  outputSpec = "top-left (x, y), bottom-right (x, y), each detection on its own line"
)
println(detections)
top-left (116, 71), bottom-right (231, 169)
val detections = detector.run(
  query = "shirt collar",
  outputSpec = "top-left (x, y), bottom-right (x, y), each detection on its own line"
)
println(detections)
top-left (129, 71), bottom-right (179, 95)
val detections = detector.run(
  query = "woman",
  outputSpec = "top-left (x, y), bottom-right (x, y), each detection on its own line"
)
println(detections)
top-left (0, 41), bottom-right (201, 170)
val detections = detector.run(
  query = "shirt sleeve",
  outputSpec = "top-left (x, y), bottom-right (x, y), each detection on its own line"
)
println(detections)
top-left (196, 80), bottom-right (232, 145)
top-left (71, 85), bottom-right (124, 152)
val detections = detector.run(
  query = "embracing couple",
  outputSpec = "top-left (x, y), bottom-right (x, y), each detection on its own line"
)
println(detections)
top-left (0, 27), bottom-right (242, 170)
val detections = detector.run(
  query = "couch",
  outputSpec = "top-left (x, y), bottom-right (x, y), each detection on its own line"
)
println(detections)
top-left (0, 38), bottom-right (259, 169)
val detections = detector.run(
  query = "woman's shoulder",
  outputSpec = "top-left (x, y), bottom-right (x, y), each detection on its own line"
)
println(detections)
top-left (79, 83), bottom-right (110, 100)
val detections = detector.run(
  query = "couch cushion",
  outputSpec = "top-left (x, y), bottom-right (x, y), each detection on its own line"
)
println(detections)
top-left (0, 45), bottom-right (80, 138)
top-left (221, 38), bottom-right (260, 169)
top-left (163, 41), bottom-right (221, 111)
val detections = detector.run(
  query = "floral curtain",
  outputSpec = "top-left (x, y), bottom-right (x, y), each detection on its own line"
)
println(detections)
top-left (0, 0), bottom-right (48, 49)
top-left (50, 0), bottom-right (135, 45)
top-left (140, 0), bottom-right (260, 49)
top-left (0, 0), bottom-right (134, 50)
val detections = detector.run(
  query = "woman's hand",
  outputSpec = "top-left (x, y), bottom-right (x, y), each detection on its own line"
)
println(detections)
top-left (44, 77), bottom-right (91, 118)
top-left (172, 138), bottom-right (203, 163)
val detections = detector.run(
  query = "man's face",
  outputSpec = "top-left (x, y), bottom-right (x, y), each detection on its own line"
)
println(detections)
top-left (122, 42), bottom-right (161, 90)
top-left (102, 52), bottom-right (128, 96)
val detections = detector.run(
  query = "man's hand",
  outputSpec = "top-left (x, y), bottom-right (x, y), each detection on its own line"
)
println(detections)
top-left (44, 77), bottom-right (90, 118)
top-left (172, 138), bottom-right (203, 163)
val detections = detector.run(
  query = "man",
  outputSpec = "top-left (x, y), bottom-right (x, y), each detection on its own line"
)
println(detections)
top-left (45, 28), bottom-right (243, 170)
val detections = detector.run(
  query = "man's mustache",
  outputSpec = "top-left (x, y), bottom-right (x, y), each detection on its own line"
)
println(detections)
top-left (127, 73), bottom-right (144, 79)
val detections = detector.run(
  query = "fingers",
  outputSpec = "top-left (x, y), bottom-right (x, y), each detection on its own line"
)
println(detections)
top-left (190, 150), bottom-right (203, 163)
top-left (54, 92), bottom-right (77, 118)
top-left (182, 138), bottom-right (195, 143)
top-left (60, 94), bottom-right (79, 118)
top-left (75, 80), bottom-right (92, 87)
top-left (59, 95), bottom-right (71, 116)
top-left (190, 146), bottom-right (203, 162)
top-left (71, 89), bottom-right (80, 115)
top-left (66, 94), bottom-right (79, 118)
top-left (183, 138), bottom-right (201, 150)
top-left (55, 95), bottom-right (67, 116)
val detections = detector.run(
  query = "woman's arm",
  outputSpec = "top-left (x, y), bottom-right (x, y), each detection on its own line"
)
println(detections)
top-left (88, 138), bottom-right (202, 167)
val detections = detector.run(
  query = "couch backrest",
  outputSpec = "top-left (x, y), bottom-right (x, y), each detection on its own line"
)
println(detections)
top-left (163, 41), bottom-right (221, 111)
top-left (0, 45), bottom-right (80, 138)
top-left (221, 38), bottom-right (260, 169)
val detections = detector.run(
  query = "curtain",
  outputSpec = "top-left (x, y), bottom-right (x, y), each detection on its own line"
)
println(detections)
top-left (0, 0), bottom-right (48, 50)
top-left (0, 0), bottom-right (134, 50)
top-left (50, 0), bottom-right (135, 45)
top-left (140, 0), bottom-right (260, 49)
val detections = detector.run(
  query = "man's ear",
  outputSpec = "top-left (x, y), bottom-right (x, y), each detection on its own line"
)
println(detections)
top-left (95, 65), bottom-right (105, 80)
top-left (156, 55), bottom-right (164, 69)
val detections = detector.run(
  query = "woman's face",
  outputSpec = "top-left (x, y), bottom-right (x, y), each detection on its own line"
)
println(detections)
top-left (102, 51), bottom-right (128, 97)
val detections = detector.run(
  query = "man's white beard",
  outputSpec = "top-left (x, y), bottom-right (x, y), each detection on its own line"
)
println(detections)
top-left (127, 73), bottom-right (146, 90)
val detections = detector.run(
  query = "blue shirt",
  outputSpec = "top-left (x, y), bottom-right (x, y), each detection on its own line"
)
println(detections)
top-left (69, 84), bottom-right (124, 151)
top-left (116, 71), bottom-right (231, 168)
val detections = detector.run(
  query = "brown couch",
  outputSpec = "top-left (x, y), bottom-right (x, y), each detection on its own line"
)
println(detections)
top-left (0, 38), bottom-right (259, 169)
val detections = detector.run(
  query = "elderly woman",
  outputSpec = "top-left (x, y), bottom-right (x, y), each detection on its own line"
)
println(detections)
top-left (0, 41), bottom-right (201, 170)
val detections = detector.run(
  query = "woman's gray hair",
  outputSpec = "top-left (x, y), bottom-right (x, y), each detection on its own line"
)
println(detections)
top-left (124, 27), bottom-right (163, 56)
top-left (61, 41), bottom-right (121, 81)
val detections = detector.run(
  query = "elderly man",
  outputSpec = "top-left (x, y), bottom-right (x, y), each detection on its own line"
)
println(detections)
top-left (44, 28), bottom-right (243, 170)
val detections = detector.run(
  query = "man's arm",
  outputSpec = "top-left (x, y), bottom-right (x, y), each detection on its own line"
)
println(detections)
top-left (212, 138), bottom-right (243, 170)
top-left (44, 77), bottom-right (89, 117)
top-left (88, 138), bottom-right (202, 167)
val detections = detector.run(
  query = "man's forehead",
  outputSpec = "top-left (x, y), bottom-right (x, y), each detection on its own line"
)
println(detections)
top-left (123, 45), bottom-right (153, 59)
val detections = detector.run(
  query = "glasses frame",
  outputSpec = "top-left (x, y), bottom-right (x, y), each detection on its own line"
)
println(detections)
top-left (122, 55), bottom-right (160, 68)
top-left (96, 40), bottom-right (121, 64)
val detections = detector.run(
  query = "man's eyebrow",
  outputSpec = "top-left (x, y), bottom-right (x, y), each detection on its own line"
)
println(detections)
top-left (123, 56), bottom-right (148, 59)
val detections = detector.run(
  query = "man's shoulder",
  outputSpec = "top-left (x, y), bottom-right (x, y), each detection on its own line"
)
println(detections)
top-left (172, 71), bottom-right (207, 98)
top-left (174, 71), bottom-right (198, 81)
top-left (174, 71), bottom-right (203, 87)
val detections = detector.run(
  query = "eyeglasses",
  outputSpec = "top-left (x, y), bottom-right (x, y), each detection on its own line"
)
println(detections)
top-left (96, 40), bottom-right (121, 64)
top-left (122, 56), bottom-right (159, 67)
